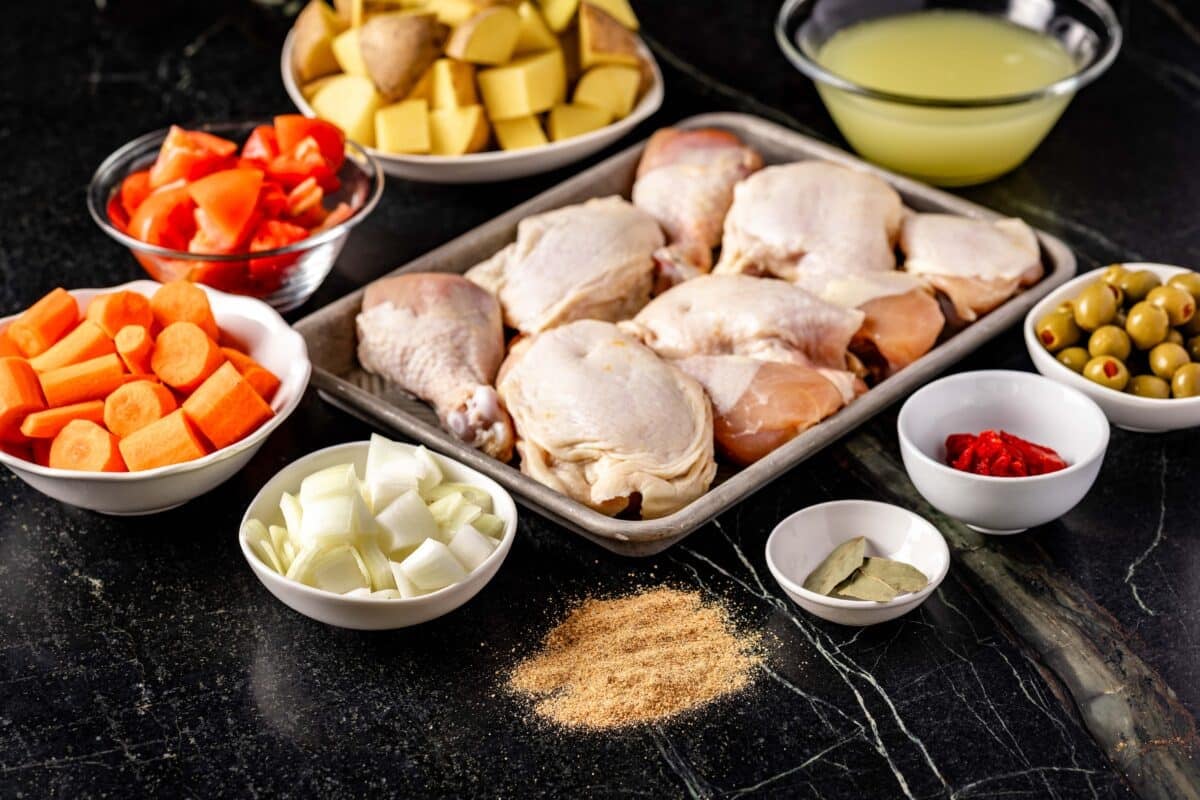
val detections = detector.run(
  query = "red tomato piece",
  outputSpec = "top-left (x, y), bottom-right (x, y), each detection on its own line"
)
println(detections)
top-left (258, 181), bottom-right (289, 220)
top-left (107, 195), bottom-right (130, 233)
top-left (127, 184), bottom-right (196, 250)
top-left (242, 125), bottom-right (280, 165)
top-left (247, 219), bottom-right (310, 294)
top-left (267, 136), bottom-right (339, 192)
top-left (286, 177), bottom-right (324, 219)
top-left (187, 168), bottom-right (265, 251)
top-left (315, 202), bottom-right (355, 232)
top-left (274, 115), bottom-right (345, 171)
top-left (119, 170), bottom-right (152, 217)
top-left (148, 126), bottom-right (238, 188)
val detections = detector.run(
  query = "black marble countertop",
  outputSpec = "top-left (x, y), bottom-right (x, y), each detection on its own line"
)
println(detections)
top-left (2, 1), bottom-right (1199, 797)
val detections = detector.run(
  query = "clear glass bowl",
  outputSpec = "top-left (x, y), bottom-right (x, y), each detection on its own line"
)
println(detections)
top-left (88, 121), bottom-right (383, 312)
top-left (776, 0), bottom-right (1122, 186)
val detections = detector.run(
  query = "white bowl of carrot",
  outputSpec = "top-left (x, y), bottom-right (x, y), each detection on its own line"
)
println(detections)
top-left (0, 279), bottom-right (309, 514)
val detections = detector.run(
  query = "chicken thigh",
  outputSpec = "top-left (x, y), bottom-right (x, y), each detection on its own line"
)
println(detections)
top-left (632, 127), bottom-right (763, 286)
top-left (498, 320), bottom-right (716, 519)
top-left (465, 196), bottom-right (664, 334)
top-left (900, 214), bottom-right (1042, 322)
top-left (357, 273), bottom-right (514, 461)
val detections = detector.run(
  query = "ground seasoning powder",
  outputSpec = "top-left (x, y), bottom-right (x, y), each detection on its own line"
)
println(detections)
top-left (508, 587), bottom-right (764, 730)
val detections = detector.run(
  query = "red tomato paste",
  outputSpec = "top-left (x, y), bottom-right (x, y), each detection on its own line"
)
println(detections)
top-left (944, 430), bottom-right (1068, 477)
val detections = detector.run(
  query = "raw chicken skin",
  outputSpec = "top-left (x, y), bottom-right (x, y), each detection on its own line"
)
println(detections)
top-left (632, 128), bottom-right (763, 284)
top-left (852, 288), bottom-right (945, 376)
top-left (675, 355), bottom-right (849, 466)
top-left (714, 161), bottom-right (903, 281)
top-left (465, 196), bottom-right (664, 334)
top-left (357, 273), bottom-right (514, 461)
top-left (498, 320), bottom-right (716, 519)
top-left (901, 214), bottom-right (1042, 322)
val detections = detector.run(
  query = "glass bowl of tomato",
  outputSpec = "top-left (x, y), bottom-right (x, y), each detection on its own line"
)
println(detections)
top-left (87, 118), bottom-right (383, 312)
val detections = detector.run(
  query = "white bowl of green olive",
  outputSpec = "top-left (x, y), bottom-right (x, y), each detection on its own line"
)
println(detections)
top-left (1025, 263), bottom-right (1200, 432)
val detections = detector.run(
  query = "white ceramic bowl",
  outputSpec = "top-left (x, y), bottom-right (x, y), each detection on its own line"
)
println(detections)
top-left (1025, 262), bottom-right (1200, 432)
top-left (0, 280), bottom-right (309, 514)
top-left (765, 500), bottom-right (950, 627)
top-left (240, 440), bottom-right (518, 630)
top-left (898, 370), bottom-right (1108, 535)
top-left (281, 31), bottom-right (664, 183)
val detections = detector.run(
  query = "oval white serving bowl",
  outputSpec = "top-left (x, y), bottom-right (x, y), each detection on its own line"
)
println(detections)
top-left (897, 370), bottom-right (1108, 535)
top-left (0, 280), bottom-right (309, 514)
top-left (765, 500), bottom-right (950, 627)
top-left (240, 441), bottom-right (518, 630)
top-left (1024, 262), bottom-right (1200, 432)
top-left (281, 31), bottom-right (665, 183)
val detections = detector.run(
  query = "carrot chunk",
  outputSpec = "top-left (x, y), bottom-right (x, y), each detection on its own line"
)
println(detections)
top-left (182, 362), bottom-right (274, 449)
top-left (220, 347), bottom-right (281, 403)
top-left (49, 419), bottom-right (126, 472)
top-left (86, 291), bottom-right (154, 338)
top-left (115, 325), bottom-right (154, 374)
top-left (150, 281), bottom-right (219, 341)
top-left (118, 409), bottom-right (210, 471)
top-left (19, 400), bottom-right (106, 439)
top-left (151, 322), bottom-right (224, 392)
top-left (0, 357), bottom-right (46, 441)
top-left (0, 330), bottom-right (20, 358)
top-left (38, 353), bottom-right (127, 407)
top-left (28, 320), bottom-right (115, 373)
top-left (103, 380), bottom-right (177, 438)
top-left (7, 288), bottom-right (79, 357)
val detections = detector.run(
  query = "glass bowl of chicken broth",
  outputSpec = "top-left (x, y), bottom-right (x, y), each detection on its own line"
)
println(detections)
top-left (776, 0), bottom-right (1121, 185)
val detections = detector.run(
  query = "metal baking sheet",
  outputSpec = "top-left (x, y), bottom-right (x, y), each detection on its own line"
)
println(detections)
top-left (294, 112), bottom-right (1077, 557)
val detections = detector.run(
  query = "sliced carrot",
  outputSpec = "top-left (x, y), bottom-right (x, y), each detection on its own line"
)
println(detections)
top-left (7, 288), bottom-right (79, 357)
top-left (0, 357), bottom-right (46, 441)
top-left (118, 409), bottom-right (210, 471)
top-left (181, 362), bottom-right (274, 449)
top-left (151, 322), bottom-right (224, 392)
top-left (38, 353), bottom-right (127, 407)
top-left (103, 380), bottom-right (177, 439)
top-left (220, 347), bottom-right (281, 403)
top-left (49, 419), bottom-right (126, 472)
top-left (0, 330), bottom-right (20, 358)
top-left (19, 400), bottom-right (106, 439)
top-left (28, 320), bottom-right (115, 373)
top-left (85, 291), bottom-right (154, 338)
top-left (150, 281), bottom-right (219, 341)
top-left (31, 438), bottom-right (51, 466)
top-left (115, 325), bottom-right (154, 374)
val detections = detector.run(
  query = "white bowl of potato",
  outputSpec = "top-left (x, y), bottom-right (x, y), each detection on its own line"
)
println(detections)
top-left (281, 0), bottom-right (663, 183)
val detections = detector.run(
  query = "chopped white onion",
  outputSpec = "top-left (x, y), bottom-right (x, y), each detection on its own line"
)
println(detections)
top-left (358, 539), bottom-right (397, 591)
top-left (372, 589), bottom-right (402, 599)
top-left (447, 525), bottom-right (497, 572)
top-left (413, 446), bottom-right (444, 496)
top-left (279, 492), bottom-right (303, 546)
top-left (304, 544), bottom-right (370, 594)
top-left (400, 539), bottom-right (468, 592)
top-left (472, 513), bottom-right (505, 540)
top-left (375, 489), bottom-right (439, 554)
top-left (389, 560), bottom-right (424, 599)
top-left (345, 587), bottom-right (373, 597)
top-left (425, 482), bottom-right (493, 513)
top-left (243, 520), bottom-right (283, 574)
top-left (299, 463), bottom-right (359, 505)
top-left (299, 491), bottom-right (373, 546)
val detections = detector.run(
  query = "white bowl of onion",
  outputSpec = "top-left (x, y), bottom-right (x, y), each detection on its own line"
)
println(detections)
top-left (240, 434), bottom-right (517, 629)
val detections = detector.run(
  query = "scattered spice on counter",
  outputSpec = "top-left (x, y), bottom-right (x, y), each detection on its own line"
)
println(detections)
top-left (508, 588), bottom-right (763, 730)
top-left (945, 429), bottom-right (1068, 477)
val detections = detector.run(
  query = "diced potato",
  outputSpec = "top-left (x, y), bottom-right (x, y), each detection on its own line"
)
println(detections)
top-left (426, 0), bottom-right (483, 27)
top-left (406, 63), bottom-right (435, 101)
top-left (538, 0), bottom-right (578, 32)
top-left (587, 0), bottom-right (638, 30)
top-left (573, 64), bottom-right (639, 118)
top-left (359, 12), bottom-right (448, 100)
top-left (477, 48), bottom-right (566, 120)
top-left (547, 102), bottom-right (612, 140)
top-left (430, 105), bottom-right (491, 155)
top-left (492, 115), bottom-right (547, 150)
top-left (445, 6), bottom-right (521, 65)
top-left (331, 28), bottom-right (369, 76)
top-left (513, 1), bottom-right (558, 54)
top-left (292, 0), bottom-right (344, 82)
top-left (430, 58), bottom-right (478, 109)
top-left (374, 99), bottom-right (432, 153)
top-left (312, 74), bottom-right (385, 146)
top-left (578, 2), bottom-right (639, 69)
top-left (301, 75), bottom-right (338, 102)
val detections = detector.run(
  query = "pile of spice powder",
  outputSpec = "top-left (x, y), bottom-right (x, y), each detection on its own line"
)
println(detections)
top-left (507, 587), bottom-right (764, 730)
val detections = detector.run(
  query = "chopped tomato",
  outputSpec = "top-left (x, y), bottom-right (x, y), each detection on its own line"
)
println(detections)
top-left (187, 168), bottom-right (264, 251)
top-left (119, 170), bottom-right (152, 217)
top-left (148, 126), bottom-right (238, 188)
top-left (248, 219), bottom-right (310, 293)
top-left (274, 115), bottom-right (345, 171)
top-left (258, 180), bottom-right (289, 219)
top-left (286, 177), bottom-right (324, 218)
top-left (241, 125), bottom-right (280, 165)
top-left (315, 202), bottom-right (355, 232)
top-left (107, 195), bottom-right (129, 233)
top-left (127, 184), bottom-right (196, 250)
top-left (267, 136), bottom-right (338, 192)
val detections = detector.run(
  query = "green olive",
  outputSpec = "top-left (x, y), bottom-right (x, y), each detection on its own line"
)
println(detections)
top-left (1087, 325), bottom-right (1131, 360)
top-left (1128, 374), bottom-right (1171, 399)
top-left (1056, 346), bottom-right (1090, 373)
top-left (1126, 302), bottom-right (1170, 349)
top-left (1101, 264), bottom-right (1129, 286)
top-left (1146, 285), bottom-right (1196, 326)
top-left (1083, 355), bottom-right (1130, 391)
top-left (1171, 363), bottom-right (1200, 398)
top-left (1167, 272), bottom-right (1200, 300)
top-left (1072, 282), bottom-right (1118, 331)
top-left (1035, 309), bottom-right (1081, 351)
top-left (1166, 328), bottom-right (1185, 345)
top-left (1118, 269), bottom-right (1162, 303)
top-left (1149, 342), bottom-right (1190, 379)
top-left (1188, 335), bottom-right (1200, 362)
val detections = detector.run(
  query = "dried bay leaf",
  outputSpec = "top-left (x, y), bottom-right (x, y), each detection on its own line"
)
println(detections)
top-left (802, 536), bottom-right (865, 595)
top-left (832, 572), bottom-right (899, 602)
top-left (860, 557), bottom-right (928, 594)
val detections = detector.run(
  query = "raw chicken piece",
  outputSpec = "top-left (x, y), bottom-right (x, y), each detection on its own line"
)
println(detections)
top-left (675, 355), bottom-right (849, 466)
top-left (357, 273), bottom-right (514, 461)
top-left (622, 274), bottom-right (865, 400)
top-left (632, 127), bottom-right (763, 285)
top-left (714, 161), bottom-right (904, 281)
top-left (901, 214), bottom-right (1042, 322)
top-left (498, 320), bottom-right (715, 519)
top-left (465, 196), bottom-right (664, 334)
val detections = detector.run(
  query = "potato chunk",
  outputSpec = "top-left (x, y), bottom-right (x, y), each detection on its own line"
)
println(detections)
top-left (445, 6), bottom-right (521, 65)
top-left (476, 49), bottom-right (566, 120)
top-left (430, 58), bottom-right (479, 108)
top-left (547, 102), bottom-right (612, 141)
top-left (493, 115), bottom-right (548, 150)
top-left (539, 0), bottom-right (578, 32)
top-left (359, 12), bottom-right (448, 100)
top-left (429, 105), bottom-right (491, 155)
top-left (292, 0), bottom-right (344, 82)
top-left (578, 3), bottom-right (639, 69)
top-left (573, 64), bottom-right (639, 118)
top-left (331, 29), bottom-right (369, 77)
top-left (312, 74), bottom-right (385, 146)
top-left (513, 1), bottom-right (558, 54)
top-left (375, 99), bottom-right (432, 154)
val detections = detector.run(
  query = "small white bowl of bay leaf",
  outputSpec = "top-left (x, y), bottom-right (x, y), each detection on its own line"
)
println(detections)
top-left (765, 500), bottom-right (950, 626)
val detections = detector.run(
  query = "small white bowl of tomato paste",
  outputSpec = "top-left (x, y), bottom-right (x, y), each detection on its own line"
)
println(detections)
top-left (897, 370), bottom-right (1109, 534)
